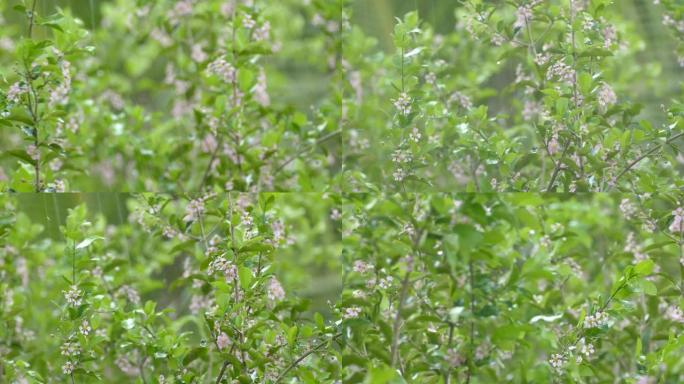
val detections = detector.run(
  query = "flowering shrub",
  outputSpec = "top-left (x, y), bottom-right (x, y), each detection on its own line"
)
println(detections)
top-left (1, 0), bottom-right (341, 192)
top-left (0, 193), bottom-right (341, 382)
top-left (343, 1), bottom-right (684, 192)
top-left (2, 0), bottom-right (684, 383)
top-left (339, 193), bottom-right (684, 382)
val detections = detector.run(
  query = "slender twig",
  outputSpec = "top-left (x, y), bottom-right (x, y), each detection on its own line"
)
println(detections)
top-left (546, 5), bottom-right (579, 192)
top-left (272, 129), bottom-right (341, 175)
top-left (609, 132), bottom-right (684, 188)
top-left (26, 0), bottom-right (41, 191)
top-left (546, 142), bottom-right (571, 192)
top-left (72, 241), bottom-right (76, 283)
top-left (274, 333), bottom-right (342, 383)
top-left (444, 322), bottom-right (455, 384)
top-left (199, 137), bottom-right (224, 191)
top-left (27, 0), bottom-right (38, 37)
top-left (390, 270), bottom-right (411, 369)
top-left (139, 356), bottom-right (148, 384)
top-left (466, 260), bottom-right (475, 384)
top-left (215, 361), bottom-right (229, 384)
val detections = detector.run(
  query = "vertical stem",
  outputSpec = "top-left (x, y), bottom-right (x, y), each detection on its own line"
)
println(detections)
top-left (72, 241), bottom-right (76, 283)
top-left (390, 270), bottom-right (411, 370)
top-left (215, 361), bottom-right (229, 384)
top-left (27, 0), bottom-right (38, 38)
top-left (546, 4), bottom-right (578, 192)
top-left (679, 234), bottom-right (683, 296)
top-left (26, 0), bottom-right (41, 191)
top-left (466, 259), bottom-right (475, 384)
top-left (444, 322), bottom-right (455, 384)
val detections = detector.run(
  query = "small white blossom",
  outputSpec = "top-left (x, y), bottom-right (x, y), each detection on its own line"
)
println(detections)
top-left (63, 285), bottom-right (82, 306)
top-left (79, 320), bottom-right (92, 336)
top-left (619, 198), bottom-right (637, 220)
top-left (548, 353), bottom-right (566, 371)
top-left (584, 311), bottom-right (608, 328)
top-left (514, 5), bottom-right (533, 29)
top-left (267, 277), bottom-right (285, 302)
top-left (61, 341), bottom-right (81, 357)
top-left (217, 332), bottom-right (230, 350)
top-left (597, 82), bottom-right (617, 110)
top-left (207, 58), bottom-right (236, 83)
top-left (62, 361), bottom-right (76, 375)
top-left (183, 198), bottom-right (205, 222)
top-left (664, 305), bottom-right (684, 323)
top-left (409, 127), bottom-right (422, 142)
top-left (343, 306), bottom-right (361, 319)
top-left (7, 82), bottom-right (26, 103)
top-left (392, 92), bottom-right (412, 115)
top-left (353, 260), bottom-right (370, 273)
top-left (669, 207), bottom-right (684, 234)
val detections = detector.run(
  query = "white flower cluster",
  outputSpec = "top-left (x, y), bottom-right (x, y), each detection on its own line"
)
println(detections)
top-left (624, 232), bottom-right (647, 262)
top-left (546, 60), bottom-right (575, 86)
top-left (79, 320), bottom-right (92, 336)
top-left (353, 260), bottom-right (370, 273)
top-left (208, 257), bottom-right (238, 281)
top-left (584, 311), bottom-right (608, 328)
top-left (116, 285), bottom-right (140, 305)
top-left (548, 353), bottom-right (566, 371)
top-left (574, 337), bottom-right (595, 363)
top-left (392, 92), bottom-right (412, 116)
top-left (448, 91), bottom-right (472, 110)
top-left (597, 82), bottom-right (617, 110)
top-left (216, 332), bottom-right (230, 350)
top-left (62, 361), bottom-right (76, 375)
top-left (63, 285), bottom-right (82, 307)
top-left (6, 82), bottom-right (26, 103)
top-left (267, 276), bottom-right (285, 302)
top-left (343, 306), bottom-right (361, 319)
top-left (619, 198), bottom-right (637, 220)
top-left (409, 127), bottom-right (422, 142)
top-left (253, 68), bottom-right (270, 107)
top-left (183, 198), bottom-right (206, 222)
top-left (393, 168), bottom-right (407, 182)
top-left (514, 5), bottom-right (533, 29)
top-left (664, 305), bottom-right (684, 323)
top-left (447, 348), bottom-right (465, 366)
top-left (49, 59), bottom-right (72, 108)
top-left (207, 58), bottom-right (237, 84)
top-left (669, 207), bottom-right (684, 234)
top-left (115, 353), bottom-right (141, 376)
top-left (61, 341), bottom-right (81, 357)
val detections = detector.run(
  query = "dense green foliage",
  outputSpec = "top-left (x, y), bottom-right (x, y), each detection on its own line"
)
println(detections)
top-left (1, 0), bottom-right (684, 383)
top-left (0, 0), bottom-right (341, 192)
top-left (343, 1), bottom-right (684, 192)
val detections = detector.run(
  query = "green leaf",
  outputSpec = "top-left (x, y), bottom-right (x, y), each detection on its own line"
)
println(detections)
top-left (238, 266), bottom-right (253, 289)
top-left (529, 314), bottom-right (563, 323)
top-left (76, 236), bottom-right (104, 249)
top-left (639, 279), bottom-right (657, 296)
top-left (634, 259), bottom-right (654, 275)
